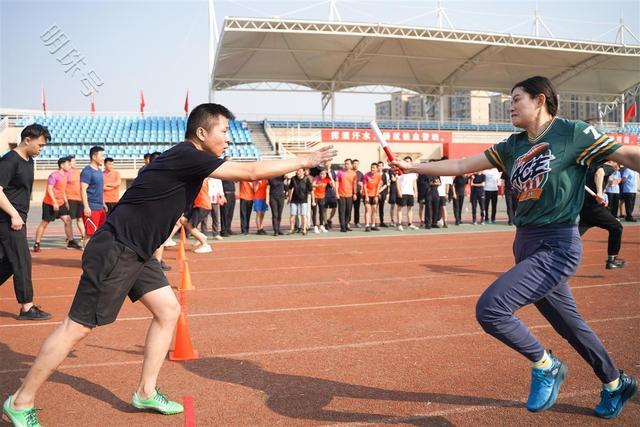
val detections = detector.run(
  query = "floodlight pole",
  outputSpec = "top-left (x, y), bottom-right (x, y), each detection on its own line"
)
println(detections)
top-left (436, 0), bottom-right (454, 29)
top-left (532, 1), bottom-right (554, 37)
top-left (329, 0), bottom-right (341, 22)
top-left (208, 0), bottom-right (219, 102)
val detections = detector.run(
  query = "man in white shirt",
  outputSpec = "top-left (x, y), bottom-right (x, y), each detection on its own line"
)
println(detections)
top-left (395, 156), bottom-right (419, 231)
top-left (483, 168), bottom-right (501, 223)
top-left (438, 175), bottom-right (454, 228)
top-left (207, 177), bottom-right (225, 240)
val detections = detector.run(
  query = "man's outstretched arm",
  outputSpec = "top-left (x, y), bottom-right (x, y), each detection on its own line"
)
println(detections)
top-left (211, 146), bottom-right (337, 181)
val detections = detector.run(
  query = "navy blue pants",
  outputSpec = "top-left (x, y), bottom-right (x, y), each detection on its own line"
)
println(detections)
top-left (476, 225), bottom-right (619, 383)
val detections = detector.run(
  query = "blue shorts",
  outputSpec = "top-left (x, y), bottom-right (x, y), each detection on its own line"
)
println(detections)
top-left (253, 199), bottom-right (268, 212)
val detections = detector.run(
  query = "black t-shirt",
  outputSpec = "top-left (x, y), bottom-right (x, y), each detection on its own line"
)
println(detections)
top-left (325, 169), bottom-right (338, 199)
top-left (584, 163), bottom-right (614, 206)
top-left (355, 170), bottom-right (364, 194)
top-left (0, 150), bottom-right (34, 222)
top-left (453, 175), bottom-right (468, 193)
top-left (471, 174), bottom-right (485, 192)
top-left (417, 174), bottom-right (429, 199)
top-left (222, 180), bottom-right (235, 193)
top-left (289, 176), bottom-right (312, 204)
top-left (388, 170), bottom-right (398, 197)
top-left (379, 170), bottom-right (390, 195)
top-left (269, 176), bottom-right (286, 198)
top-left (105, 142), bottom-right (224, 260)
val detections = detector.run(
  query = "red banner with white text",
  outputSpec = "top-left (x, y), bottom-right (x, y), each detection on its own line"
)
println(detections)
top-left (321, 129), bottom-right (452, 143)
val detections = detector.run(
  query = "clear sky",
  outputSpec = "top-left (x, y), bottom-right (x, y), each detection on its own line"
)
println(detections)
top-left (1, 0), bottom-right (638, 119)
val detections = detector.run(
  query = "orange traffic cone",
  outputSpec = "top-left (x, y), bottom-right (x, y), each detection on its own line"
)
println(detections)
top-left (169, 311), bottom-right (199, 361)
top-left (177, 230), bottom-right (187, 266)
top-left (179, 261), bottom-right (195, 291)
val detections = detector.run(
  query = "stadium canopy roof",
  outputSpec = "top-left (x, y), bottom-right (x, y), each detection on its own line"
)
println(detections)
top-left (212, 17), bottom-right (640, 102)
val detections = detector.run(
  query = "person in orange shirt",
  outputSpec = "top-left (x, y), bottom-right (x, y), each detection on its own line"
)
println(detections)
top-left (336, 158), bottom-right (357, 233)
top-left (239, 180), bottom-right (254, 235)
top-left (363, 162), bottom-right (382, 232)
top-left (184, 179), bottom-right (213, 253)
top-left (311, 168), bottom-right (332, 233)
top-left (34, 157), bottom-right (79, 251)
top-left (253, 179), bottom-right (268, 235)
top-left (65, 156), bottom-right (86, 247)
top-left (103, 158), bottom-right (121, 213)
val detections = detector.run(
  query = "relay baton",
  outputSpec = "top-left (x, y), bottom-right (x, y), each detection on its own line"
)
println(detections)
top-left (584, 186), bottom-right (607, 207)
top-left (369, 120), bottom-right (403, 175)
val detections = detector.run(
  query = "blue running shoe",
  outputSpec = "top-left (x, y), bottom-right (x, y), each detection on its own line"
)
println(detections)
top-left (526, 352), bottom-right (567, 412)
top-left (594, 372), bottom-right (637, 419)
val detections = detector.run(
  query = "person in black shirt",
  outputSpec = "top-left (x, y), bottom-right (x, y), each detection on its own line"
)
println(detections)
top-left (579, 161), bottom-right (626, 269)
top-left (500, 171), bottom-right (515, 225)
top-left (324, 161), bottom-right (338, 229)
top-left (5, 104), bottom-right (337, 425)
top-left (452, 174), bottom-right (468, 225)
top-left (377, 162), bottom-right (389, 226)
top-left (424, 172), bottom-right (440, 229)
top-left (220, 156), bottom-right (236, 236)
top-left (470, 172), bottom-right (486, 224)
top-left (268, 175), bottom-right (286, 236)
top-left (417, 173), bottom-right (429, 226)
top-left (351, 159), bottom-right (364, 227)
top-left (287, 168), bottom-right (313, 235)
top-left (387, 168), bottom-right (399, 226)
top-left (0, 124), bottom-right (52, 321)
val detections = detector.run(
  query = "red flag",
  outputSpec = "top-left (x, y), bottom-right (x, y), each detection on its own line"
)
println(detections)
top-left (184, 90), bottom-right (189, 115)
top-left (41, 86), bottom-right (47, 115)
top-left (624, 102), bottom-right (637, 122)
top-left (140, 89), bottom-right (146, 115)
top-left (90, 92), bottom-right (96, 113)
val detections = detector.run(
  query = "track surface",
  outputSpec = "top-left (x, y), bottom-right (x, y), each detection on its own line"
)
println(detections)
top-left (1, 227), bottom-right (638, 426)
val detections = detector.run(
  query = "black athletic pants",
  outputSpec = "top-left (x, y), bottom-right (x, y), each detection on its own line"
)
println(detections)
top-left (269, 195), bottom-right (285, 234)
top-left (0, 223), bottom-right (33, 304)
top-left (579, 202), bottom-right (623, 256)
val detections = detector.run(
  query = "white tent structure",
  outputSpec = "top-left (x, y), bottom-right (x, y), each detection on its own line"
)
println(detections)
top-left (210, 16), bottom-right (640, 124)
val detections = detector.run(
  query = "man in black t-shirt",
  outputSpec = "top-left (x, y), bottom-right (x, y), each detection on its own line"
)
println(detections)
top-left (579, 161), bottom-right (626, 269)
top-left (0, 124), bottom-right (52, 321)
top-left (4, 104), bottom-right (337, 426)
top-left (452, 174), bottom-right (469, 225)
top-left (287, 168), bottom-right (313, 235)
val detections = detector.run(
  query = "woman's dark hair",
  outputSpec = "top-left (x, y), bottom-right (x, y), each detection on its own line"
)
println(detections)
top-left (511, 76), bottom-right (558, 116)
top-left (186, 103), bottom-right (235, 140)
top-left (21, 124), bottom-right (51, 142)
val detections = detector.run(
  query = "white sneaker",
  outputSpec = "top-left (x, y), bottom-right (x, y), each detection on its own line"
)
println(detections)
top-left (193, 243), bottom-right (212, 254)
top-left (214, 235), bottom-right (223, 241)
top-left (409, 224), bottom-right (419, 230)
top-left (163, 238), bottom-right (176, 247)
top-left (314, 226), bottom-right (320, 234)
top-left (398, 224), bottom-right (404, 231)
top-left (320, 225), bottom-right (327, 233)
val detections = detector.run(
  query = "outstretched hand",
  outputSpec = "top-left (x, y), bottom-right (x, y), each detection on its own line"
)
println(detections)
top-left (391, 159), bottom-right (411, 173)
top-left (304, 145), bottom-right (337, 169)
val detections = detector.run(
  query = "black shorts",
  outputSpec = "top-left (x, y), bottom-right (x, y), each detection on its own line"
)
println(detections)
top-left (364, 196), bottom-right (377, 205)
top-left (187, 207), bottom-right (211, 228)
top-left (439, 196), bottom-right (447, 206)
top-left (398, 195), bottom-right (414, 207)
top-left (388, 193), bottom-right (397, 205)
top-left (325, 198), bottom-right (337, 209)
top-left (68, 229), bottom-right (169, 328)
top-left (42, 203), bottom-right (69, 222)
top-left (68, 200), bottom-right (83, 219)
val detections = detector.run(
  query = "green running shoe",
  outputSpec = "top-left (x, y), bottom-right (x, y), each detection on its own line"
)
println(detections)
top-left (2, 396), bottom-right (41, 427)
top-left (131, 390), bottom-right (183, 415)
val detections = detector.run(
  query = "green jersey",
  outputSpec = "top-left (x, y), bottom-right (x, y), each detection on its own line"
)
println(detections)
top-left (484, 117), bottom-right (621, 227)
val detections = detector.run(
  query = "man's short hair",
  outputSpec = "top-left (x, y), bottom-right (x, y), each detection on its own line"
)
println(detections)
top-left (89, 146), bottom-right (104, 159)
top-left (143, 153), bottom-right (151, 160)
top-left (149, 151), bottom-right (162, 162)
top-left (21, 124), bottom-right (51, 142)
top-left (371, 162), bottom-right (378, 168)
top-left (353, 159), bottom-right (359, 163)
top-left (185, 103), bottom-right (235, 140)
top-left (104, 157), bottom-right (114, 164)
top-left (57, 157), bottom-right (70, 168)
top-left (344, 158), bottom-right (352, 163)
